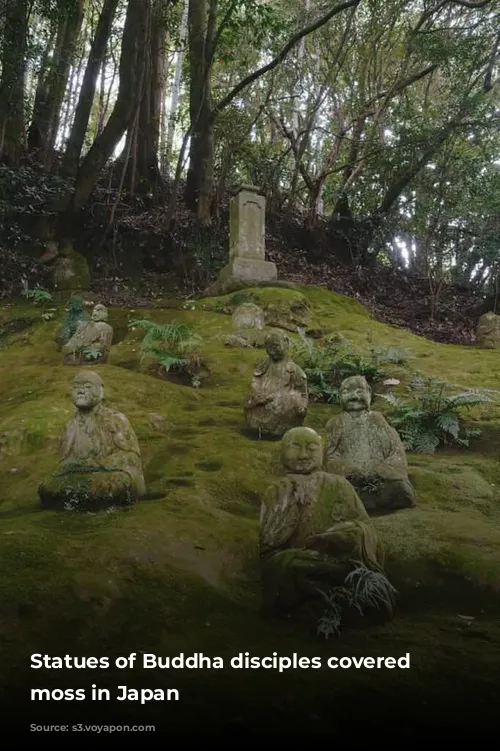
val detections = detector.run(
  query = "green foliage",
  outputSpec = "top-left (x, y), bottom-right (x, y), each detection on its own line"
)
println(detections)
top-left (379, 376), bottom-right (491, 453)
top-left (292, 332), bottom-right (385, 403)
top-left (216, 0), bottom-right (290, 65)
top-left (317, 563), bottom-right (396, 639)
top-left (60, 295), bottom-right (89, 344)
top-left (371, 346), bottom-right (412, 365)
top-left (78, 346), bottom-right (102, 362)
top-left (22, 288), bottom-right (52, 305)
top-left (129, 319), bottom-right (203, 386)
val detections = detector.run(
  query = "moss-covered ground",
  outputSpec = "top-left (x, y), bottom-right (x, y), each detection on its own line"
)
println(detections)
top-left (1, 285), bottom-right (500, 734)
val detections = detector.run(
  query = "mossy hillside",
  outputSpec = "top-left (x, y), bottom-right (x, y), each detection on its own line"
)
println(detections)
top-left (2, 286), bottom-right (500, 728)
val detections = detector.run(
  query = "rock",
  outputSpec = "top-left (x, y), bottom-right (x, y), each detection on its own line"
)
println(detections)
top-left (232, 303), bottom-right (265, 330)
top-left (244, 331), bottom-right (308, 437)
top-left (259, 427), bottom-right (393, 620)
top-left (223, 334), bottom-right (254, 348)
top-left (39, 370), bottom-right (146, 512)
top-left (325, 375), bottom-right (417, 514)
top-left (476, 312), bottom-right (500, 348)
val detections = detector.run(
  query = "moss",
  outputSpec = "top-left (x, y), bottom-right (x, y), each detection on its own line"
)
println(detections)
top-left (3, 286), bottom-right (500, 725)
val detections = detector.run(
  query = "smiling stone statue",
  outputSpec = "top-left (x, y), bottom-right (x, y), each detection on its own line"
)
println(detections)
top-left (39, 370), bottom-right (146, 511)
top-left (259, 426), bottom-right (388, 617)
top-left (325, 375), bottom-right (416, 514)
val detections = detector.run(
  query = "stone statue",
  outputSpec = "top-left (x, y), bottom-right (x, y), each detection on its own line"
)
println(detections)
top-left (259, 427), bottom-right (389, 617)
top-left (39, 370), bottom-right (146, 511)
top-left (62, 303), bottom-right (113, 365)
top-left (244, 331), bottom-right (308, 437)
top-left (325, 375), bottom-right (416, 514)
top-left (476, 312), bottom-right (500, 349)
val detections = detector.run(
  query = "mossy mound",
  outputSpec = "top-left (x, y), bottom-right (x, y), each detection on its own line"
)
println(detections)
top-left (2, 285), bottom-right (500, 732)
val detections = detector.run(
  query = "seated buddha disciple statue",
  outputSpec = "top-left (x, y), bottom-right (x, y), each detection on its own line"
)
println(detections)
top-left (39, 370), bottom-right (146, 511)
top-left (259, 427), bottom-right (390, 617)
top-left (244, 331), bottom-right (308, 437)
top-left (325, 376), bottom-right (416, 514)
top-left (62, 303), bottom-right (113, 365)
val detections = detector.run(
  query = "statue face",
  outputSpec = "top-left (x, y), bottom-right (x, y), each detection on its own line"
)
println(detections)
top-left (265, 334), bottom-right (287, 361)
top-left (72, 372), bottom-right (104, 409)
top-left (340, 377), bottom-right (371, 412)
top-left (281, 427), bottom-right (323, 474)
top-left (91, 304), bottom-right (107, 322)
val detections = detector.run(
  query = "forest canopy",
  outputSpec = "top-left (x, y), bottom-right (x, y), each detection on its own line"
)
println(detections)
top-left (0, 0), bottom-right (499, 295)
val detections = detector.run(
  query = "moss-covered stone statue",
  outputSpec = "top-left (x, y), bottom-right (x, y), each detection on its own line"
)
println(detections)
top-left (325, 376), bottom-right (416, 514)
top-left (39, 371), bottom-right (146, 511)
top-left (259, 427), bottom-right (390, 619)
top-left (244, 331), bottom-right (308, 437)
top-left (62, 303), bottom-right (113, 365)
top-left (476, 312), bottom-right (500, 348)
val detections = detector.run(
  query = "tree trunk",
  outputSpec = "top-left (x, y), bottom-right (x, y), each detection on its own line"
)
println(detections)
top-left (28, 0), bottom-right (85, 167)
top-left (63, 0), bottom-right (120, 173)
top-left (64, 0), bottom-right (151, 217)
top-left (164, 0), bottom-right (189, 172)
top-left (0, 0), bottom-right (28, 165)
top-left (185, 0), bottom-right (216, 225)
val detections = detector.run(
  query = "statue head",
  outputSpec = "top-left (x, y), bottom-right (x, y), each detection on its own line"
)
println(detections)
top-left (91, 304), bottom-right (108, 322)
top-left (72, 370), bottom-right (104, 410)
top-left (265, 331), bottom-right (289, 361)
top-left (339, 376), bottom-right (371, 413)
top-left (281, 427), bottom-right (323, 474)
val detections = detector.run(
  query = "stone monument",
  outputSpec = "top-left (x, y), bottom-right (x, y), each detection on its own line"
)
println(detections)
top-left (39, 370), bottom-right (146, 511)
top-left (259, 427), bottom-right (391, 618)
top-left (212, 185), bottom-right (277, 293)
top-left (244, 331), bottom-right (308, 437)
top-left (325, 375), bottom-right (416, 514)
top-left (62, 303), bottom-right (113, 364)
top-left (476, 312), bottom-right (500, 348)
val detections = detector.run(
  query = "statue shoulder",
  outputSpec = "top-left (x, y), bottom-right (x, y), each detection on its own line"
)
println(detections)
top-left (369, 410), bottom-right (391, 427)
top-left (325, 412), bottom-right (343, 432)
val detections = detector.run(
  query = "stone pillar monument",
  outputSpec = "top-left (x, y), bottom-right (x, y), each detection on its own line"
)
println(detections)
top-left (211, 185), bottom-right (277, 294)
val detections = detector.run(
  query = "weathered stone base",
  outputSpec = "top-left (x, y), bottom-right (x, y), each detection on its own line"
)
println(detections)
top-left (348, 474), bottom-right (417, 515)
top-left (207, 258), bottom-right (277, 296)
top-left (39, 471), bottom-right (140, 512)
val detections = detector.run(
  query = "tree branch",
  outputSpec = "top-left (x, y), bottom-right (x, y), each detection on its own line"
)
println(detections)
top-left (212, 0), bottom-right (362, 117)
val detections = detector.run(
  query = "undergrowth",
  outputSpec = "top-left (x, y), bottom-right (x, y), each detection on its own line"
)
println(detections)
top-left (379, 376), bottom-right (492, 452)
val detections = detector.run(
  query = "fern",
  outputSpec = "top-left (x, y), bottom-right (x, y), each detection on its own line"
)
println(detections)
top-left (379, 377), bottom-right (491, 452)
top-left (317, 564), bottom-right (396, 639)
top-left (292, 331), bottom-right (385, 404)
top-left (60, 295), bottom-right (89, 344)
top-left (129, 318), bottom-right (203, 383)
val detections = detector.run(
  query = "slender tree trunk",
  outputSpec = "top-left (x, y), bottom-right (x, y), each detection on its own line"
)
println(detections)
top-left (185, 0), bottom-right (216, 224)
top-left (28, 0), bottom-right (85, 167)
top-left (0, 0), bottom-right (28, 165)
top-left (165, 0), bottom-right (189, 172)
top-left (63, 0), bottom-right (120, 173)
top-left (64, 0), bottom-right (150, 217)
